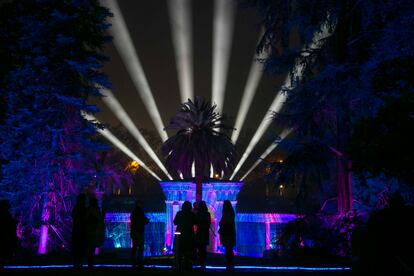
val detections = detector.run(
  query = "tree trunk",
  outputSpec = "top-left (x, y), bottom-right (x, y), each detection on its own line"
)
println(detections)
top-left (336, 157), bottom-right (353, 213)
top-left (38, 196), bottom-right (50, 254)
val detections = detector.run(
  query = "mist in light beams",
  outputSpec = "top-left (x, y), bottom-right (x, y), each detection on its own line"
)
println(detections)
top-left (100, 89), bottom-right (172, 180)
top-left (168, 0), bottom-right (193, 103)
top-left (212, 0), bottom-right (236, 114)
top-left (82, 112), bottom-right (162, 181)
top-left (240, 128), bottom-right (292, 181)
top-left (231, 24), bottom-right (332, 180)
top-left (231, 44), bottom-right (267, 144)
top-left (100, 0), bottom-right (168, 142)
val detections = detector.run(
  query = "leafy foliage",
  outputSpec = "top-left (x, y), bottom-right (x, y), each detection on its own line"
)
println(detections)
top-left (0, 0), bottom-right (112, 250)
top-left (247, 0), bottom-right (414, 206)
top-left (267, 139), bottom-right (335, 212)
top-left (162, 97), bottom-right (236, 179)
top-left (277, 211), bottom-right (363, 257)
top-left (350, 57), bottom-right (414, 185)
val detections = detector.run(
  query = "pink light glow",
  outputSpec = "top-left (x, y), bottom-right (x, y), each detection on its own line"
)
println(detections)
top-left (165, 230), bottom-right (172, 249)
top-left (265, 222), bottom-right (270, 250)
top-left (38, 225), bottom-right (48, 255)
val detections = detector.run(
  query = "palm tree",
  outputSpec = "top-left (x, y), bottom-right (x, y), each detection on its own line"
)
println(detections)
top-left (162, 97), bottom-right (236, 202)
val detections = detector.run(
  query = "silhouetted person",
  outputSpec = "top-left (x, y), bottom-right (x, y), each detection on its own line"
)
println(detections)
top-left (173, 201), bottom-right (196, 271)
top-left (0, 200), bottom-right (17, 269)
top-left (195, 201), bottom-right (211, 271)
top-left (85, 197), bottom-right (104, 268)
top-left (130, 201), bottom-right (149, 269)
top-left (72, 193), bottom-right (87, 269)
top-left (219, 200), bottom-right (236, 272)
top-left (357, 193), bottom-right (414, 276)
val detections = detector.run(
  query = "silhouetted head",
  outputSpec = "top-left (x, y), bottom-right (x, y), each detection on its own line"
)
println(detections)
top-left (0, 199), bottom-right (11, 212)
top-left (76, 193), bottom-right (86, 206)
top-left (198, 201), bottom-right (208, 213)
top-left (89, 197), bottom-right (99, 208)
top-left (389, 192), bottom-right (405, 209)
top-left (182, 201), bottom-right (192, 212)
top-left (134, 200), bottom-right (143, 211)
top-left (222, 200), bottom-right (235, 217)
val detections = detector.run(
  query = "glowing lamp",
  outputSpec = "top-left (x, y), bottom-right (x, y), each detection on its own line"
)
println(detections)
top-left (130, 160), bottom-right (139, 171)
top-left (214, 173), bottom-right (220, 179)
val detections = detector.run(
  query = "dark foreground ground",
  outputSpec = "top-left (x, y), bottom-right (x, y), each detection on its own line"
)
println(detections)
top-left (2, 252), bottom-right (352, 276)
top-left (2, 268), bottom-right (352, 276)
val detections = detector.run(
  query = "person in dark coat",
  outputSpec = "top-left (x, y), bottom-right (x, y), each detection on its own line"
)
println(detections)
top-left (219, 200), bottom-right (236, 272)
top-left (85, 197), bottom-right (104, 268)
top-left (356, 193), bottom-right (414, 276)
top-left (71, 193), bottom-right (87, 269)
top-left (195, 201), bottom-right (211, 270)
top-left (130, 201), bottom-right (149, 269)
top-left (0, 200), bottom-right (17, 269)
top-left (173, 201), bottom-right (196, 271)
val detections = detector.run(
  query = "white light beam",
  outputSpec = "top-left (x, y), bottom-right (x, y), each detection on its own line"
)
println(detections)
top-left (230, 23), bottom-right (332, 180)
top-left (212, 0), bottom-right (236, 114)
top-left (100, 0), bottom-right (168, 142)
top-left (240, 128), bottom-right (292, 181)
top-left (100, 89), bottom-right (173, 180)
top-left (167, 0), bottom-right (193, 103)
top-left (82, 112), bottom-right (161, 181)
top-left (231, 51), bottom-right (266, 144)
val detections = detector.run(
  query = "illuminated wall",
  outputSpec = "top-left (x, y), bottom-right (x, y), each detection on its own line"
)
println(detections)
top-left (104, 181), bottom-right (300, 257)
top-left (160, 180), bottom-right (242, 253)
top-left (103, 212), bottom-right (166, 256)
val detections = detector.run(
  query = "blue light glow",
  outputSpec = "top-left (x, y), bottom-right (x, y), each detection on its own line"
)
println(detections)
top-left (4, 264), bottom-right (351, 271)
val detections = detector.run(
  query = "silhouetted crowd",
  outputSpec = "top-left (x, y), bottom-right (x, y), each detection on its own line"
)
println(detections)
top-left (351, 194), bottom-right (414, 276)
top-left (3, 192), bottom-right (414, 274)
top-left (71, 195), bottom-right (236, 272)
top-left (173, 199), bottom-right (236, 272)
top-left (0, 200), bottom-right (18, 269)
top-left (71, 194), bottom-right (105, 269)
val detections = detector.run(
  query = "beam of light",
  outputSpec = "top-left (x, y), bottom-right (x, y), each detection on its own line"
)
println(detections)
top-left (231, 47), bottom-right (267, 144)
top-left (240, 129), bottom-right (292, 181)
top-left (82, 112), bottom-right (161, 181)
top-left (230, 23), bottom-right (332, 180)
top-left (100, 0), bottom-right (168, 142)
top-left (212, 0), bottom-right (236, 114)
top-left (167, 0), bottom-right (193, 103)
top-left (100, 89), bottom-right (172, 180)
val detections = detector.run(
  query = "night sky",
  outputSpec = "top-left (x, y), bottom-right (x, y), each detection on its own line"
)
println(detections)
top-left (92, 0), bottom-right (287, 180)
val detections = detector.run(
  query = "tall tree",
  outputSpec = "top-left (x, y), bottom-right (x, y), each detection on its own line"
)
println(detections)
top-left (0, 0), bottom-right (111, 252)
top-left (247, 0), bottom-right (414, 213)
top-left (162, 98), bottom-right (236, 202)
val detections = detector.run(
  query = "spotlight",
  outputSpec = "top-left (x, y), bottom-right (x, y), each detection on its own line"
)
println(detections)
top-left (239, 128), bottom-right (291, 181)
top-left (100, 89), bottom-right (173, 180)
top-left (82, 112), bottom-right (162, 181)
top-left (100, 0), bottom-right (168, 142)
top-left (231, 23), bottom-right (332, 180)
top-left (212, 0), bottom-right (236, 114)
top-left (167, 0), bottom-right (193, 103)
top-left (231, 46), bottom-right (267, 144)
